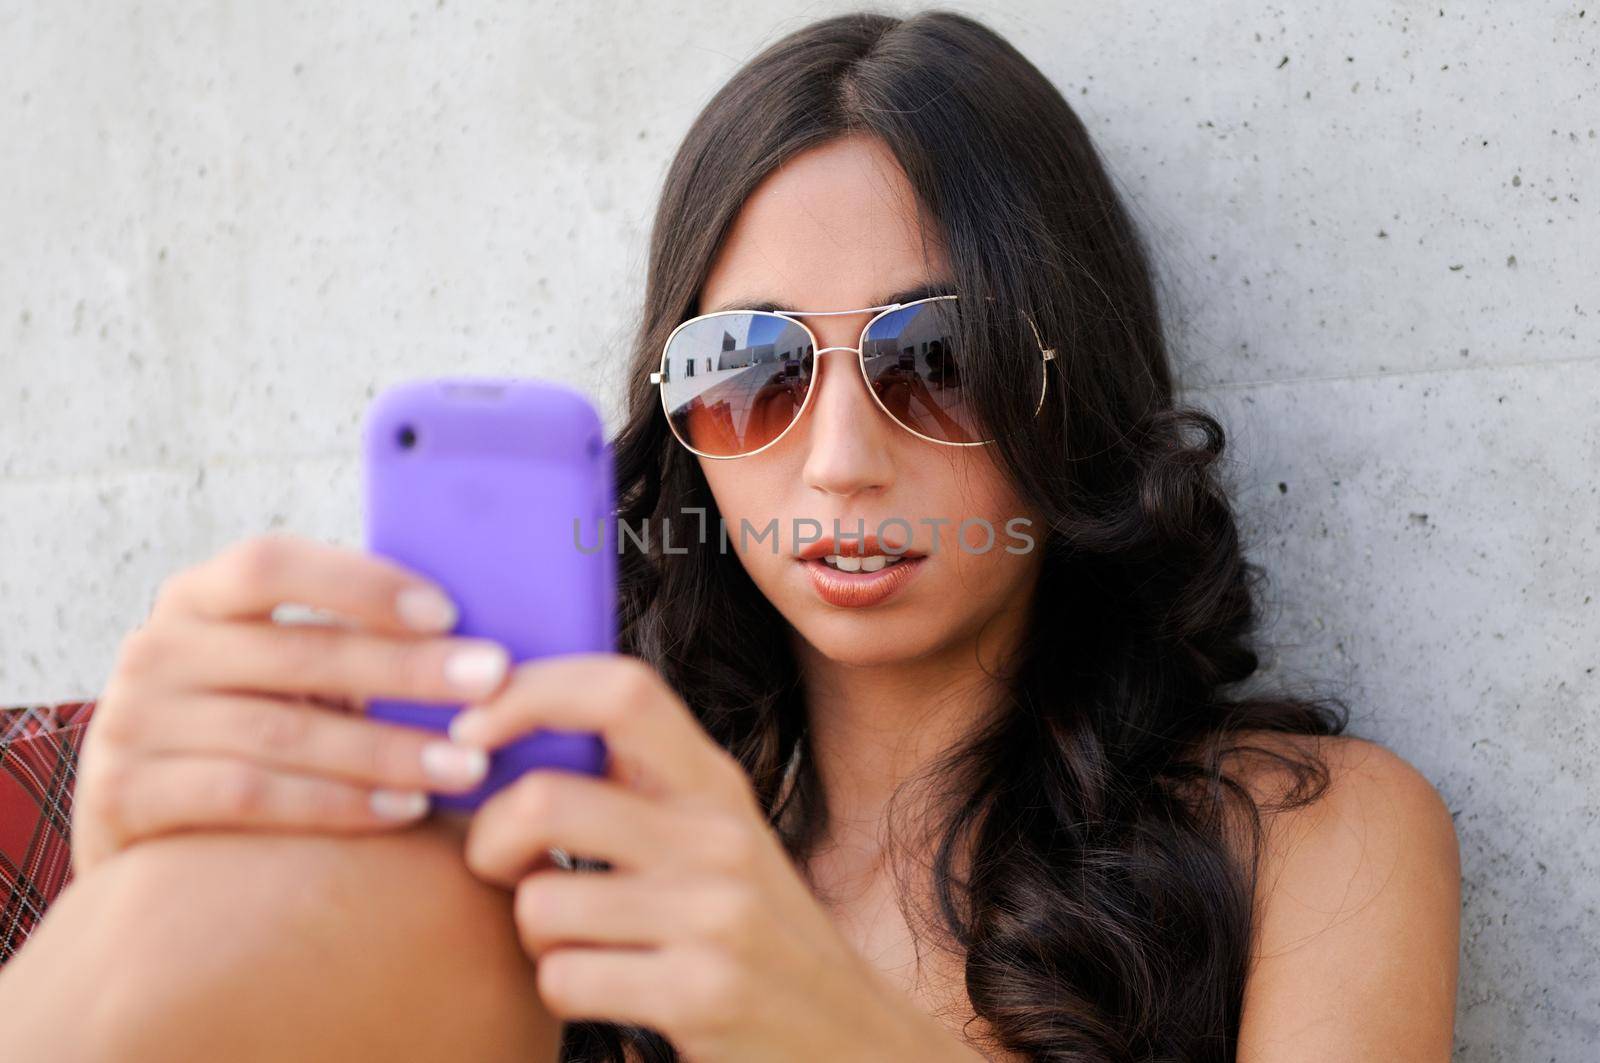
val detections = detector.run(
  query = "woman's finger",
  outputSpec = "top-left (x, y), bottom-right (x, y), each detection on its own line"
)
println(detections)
top-left (106, 691), bottom-right (491, 794)
top-left (149, 532), bottom-right (460, 636)
top-left (533, 944), bottom-right (717, 1033)
top-left (85, 754), bottom-right (436, 847)
top-left (448, 654), bottom-right (748, 806)
top-left (513, 870), bottom-right (750, 954)
top-left (285, 691), bottom-right (360, 714)
top-left (120, 617), bottom-right (512, 705)
top-left (464, 770), bottom-right (697, 887)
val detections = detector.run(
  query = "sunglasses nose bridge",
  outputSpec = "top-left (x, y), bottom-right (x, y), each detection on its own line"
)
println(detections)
top-left (811, 344), bottom-right (861, 356)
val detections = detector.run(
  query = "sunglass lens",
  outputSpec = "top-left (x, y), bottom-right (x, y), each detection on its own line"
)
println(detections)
top-left (661, 313), bottom-right (815, 457)
top-left (861, 299), bottom-right (984, 444)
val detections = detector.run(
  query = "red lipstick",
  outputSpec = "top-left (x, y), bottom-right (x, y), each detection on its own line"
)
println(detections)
top-left (795, 531), bottom-right (925, 609)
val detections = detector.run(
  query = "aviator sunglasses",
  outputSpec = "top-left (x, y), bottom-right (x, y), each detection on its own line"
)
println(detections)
top-left (649, 293), bottom-right (1056, 459)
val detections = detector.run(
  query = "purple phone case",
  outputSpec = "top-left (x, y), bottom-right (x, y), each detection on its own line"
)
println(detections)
top-left (361, 376), bottom-right (615, 812)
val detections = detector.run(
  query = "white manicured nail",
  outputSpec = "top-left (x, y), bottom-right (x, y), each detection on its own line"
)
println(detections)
top-left (396, 586), bottom-right (458, 632)
top-left (444, 644), bottom-right (508, 695)
top-left (370, 789), bottom-right (430, 820)
top-left (421, 741), bottom-right (489, 787)
top-left (448, 706), bottom-right (490, 745)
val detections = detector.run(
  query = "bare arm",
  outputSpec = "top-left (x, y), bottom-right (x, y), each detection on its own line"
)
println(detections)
top-left (1237, 737), bottom-right (1462, 1062)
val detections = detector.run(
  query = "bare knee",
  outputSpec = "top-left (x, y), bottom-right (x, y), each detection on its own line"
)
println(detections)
top-left (26, 818), bottom-right (562, 1062)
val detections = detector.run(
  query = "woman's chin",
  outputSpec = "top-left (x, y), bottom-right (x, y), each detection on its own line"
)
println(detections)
top-left (787, 613), bottom-right (949, 669)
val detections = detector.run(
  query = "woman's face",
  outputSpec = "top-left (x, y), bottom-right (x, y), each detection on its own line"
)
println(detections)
top-left (694, 133), bottom-right (1043, 670)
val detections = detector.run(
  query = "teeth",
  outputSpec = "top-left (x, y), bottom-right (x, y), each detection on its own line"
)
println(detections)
top-left (821, 554), bottom-right (905, 572)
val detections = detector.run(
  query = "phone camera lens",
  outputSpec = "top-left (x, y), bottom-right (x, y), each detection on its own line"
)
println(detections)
top-left (397, 425), bottom-right (418, 450)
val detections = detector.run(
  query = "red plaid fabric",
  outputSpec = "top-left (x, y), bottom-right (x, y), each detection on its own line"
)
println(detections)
top-left (0, 700), bottom-right (97, 968)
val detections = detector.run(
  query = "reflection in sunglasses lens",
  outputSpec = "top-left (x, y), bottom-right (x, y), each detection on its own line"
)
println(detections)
top-left (861, 299), bottom-right (982, 444)
top-left (660, 313), bottom-right (815, 457)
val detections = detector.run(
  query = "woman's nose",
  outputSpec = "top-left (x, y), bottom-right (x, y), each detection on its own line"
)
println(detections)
top-left (795, 332), bottom-right (896, 498)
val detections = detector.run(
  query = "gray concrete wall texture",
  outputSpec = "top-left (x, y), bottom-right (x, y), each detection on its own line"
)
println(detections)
top-left (2, 2), bottom-right (1594, 1058)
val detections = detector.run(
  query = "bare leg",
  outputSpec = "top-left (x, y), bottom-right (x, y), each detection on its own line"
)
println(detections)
top-left (0, 815), bottom-right (564, 1062)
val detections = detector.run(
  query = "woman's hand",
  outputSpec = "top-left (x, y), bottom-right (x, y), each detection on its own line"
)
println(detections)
top-left (452, 653), bottom-right (982, 1063)
top-left (73, 532), bottom-right (516, 876)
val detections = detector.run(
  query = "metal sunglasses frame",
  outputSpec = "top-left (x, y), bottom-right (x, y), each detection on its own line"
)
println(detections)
top-left (648, 294), bottom-right (1057, 460)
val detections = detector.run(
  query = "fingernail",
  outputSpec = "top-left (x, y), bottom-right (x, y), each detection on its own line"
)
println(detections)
top-left (444, 643), bottom-right (508, 695)
top-left (370, 788), bottom-right (430, 820)
top-left (396, 586), bottom-right (458, 633)
top-left (421, 740), bottom-right (489, 787)
top-left (448, 706), bottom-right (489, 745)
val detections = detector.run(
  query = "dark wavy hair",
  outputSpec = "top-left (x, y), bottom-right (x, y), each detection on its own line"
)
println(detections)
top-left (562, 9), bottom-right (1349, 1061)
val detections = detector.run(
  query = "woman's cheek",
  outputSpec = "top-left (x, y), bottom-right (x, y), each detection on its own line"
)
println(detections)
top-left (939, 470), bottom-right (1044, 607)
top-left (943, 512), bottom-right (1023, 597)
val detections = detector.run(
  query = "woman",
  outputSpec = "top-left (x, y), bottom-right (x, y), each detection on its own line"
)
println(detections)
top-left (0, 9), bottom-right (1460, 1061)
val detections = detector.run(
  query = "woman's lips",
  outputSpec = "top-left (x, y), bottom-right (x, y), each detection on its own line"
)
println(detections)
top-left (799, 555), bottom-right (925, 608)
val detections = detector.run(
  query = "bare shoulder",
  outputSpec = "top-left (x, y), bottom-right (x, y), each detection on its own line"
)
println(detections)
top-left (1224, 732), bottom-right (1462, 1061)
top-left (1228, 732), bottom-right (1459, 883)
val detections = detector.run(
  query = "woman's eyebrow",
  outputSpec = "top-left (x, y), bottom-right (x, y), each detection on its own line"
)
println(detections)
top-left (707, 280), bottom-right (958, 315)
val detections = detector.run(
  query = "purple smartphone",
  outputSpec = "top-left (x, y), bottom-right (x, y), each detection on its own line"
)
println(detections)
top-left (361, 376), bottom-right (615, 812)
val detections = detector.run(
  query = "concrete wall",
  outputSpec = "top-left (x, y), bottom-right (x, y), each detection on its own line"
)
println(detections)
top-left (2, 2), bottom-right (1594, 1058)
